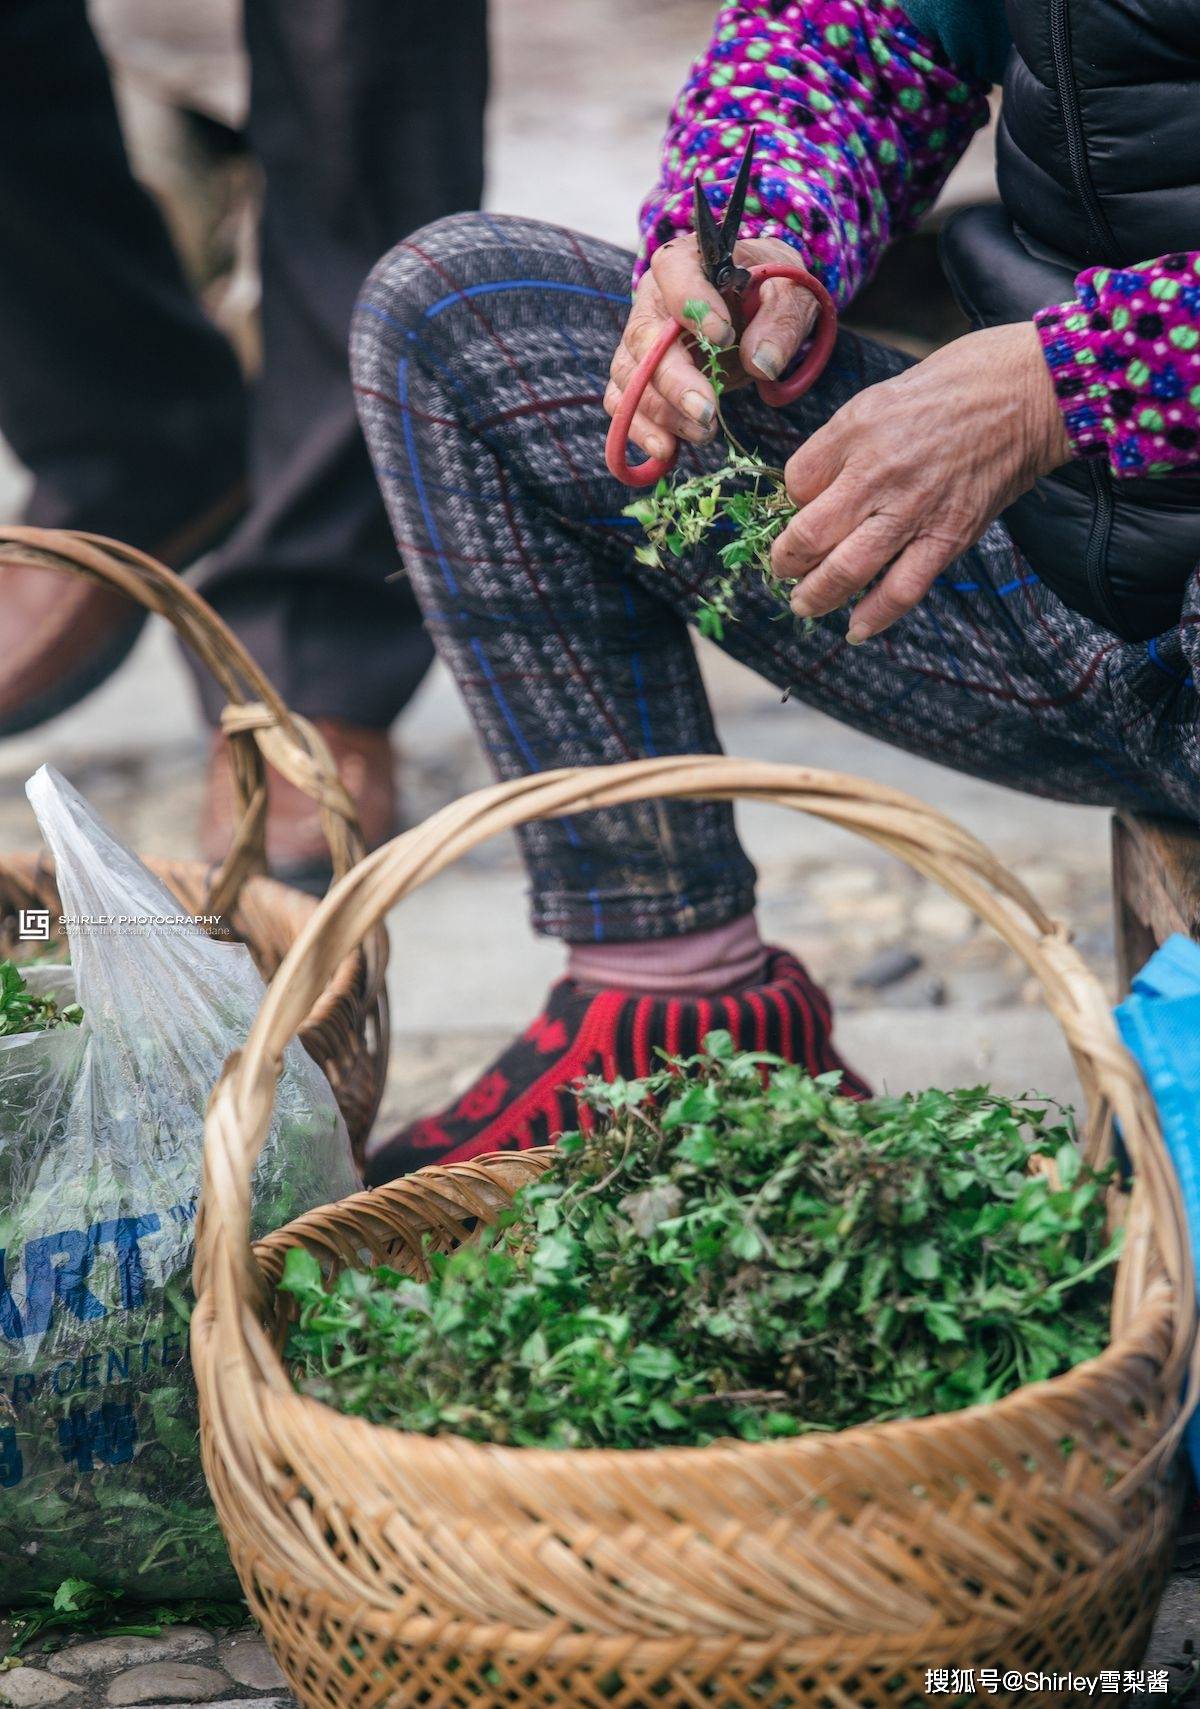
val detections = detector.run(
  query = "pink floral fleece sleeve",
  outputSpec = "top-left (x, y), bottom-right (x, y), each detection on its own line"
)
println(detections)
top-left (639, 0), bottom-right (1200, 481)
top-left (636, 0), bottom-right (989, 307)
top-left (1035, 258), bottom-right (1200, 478)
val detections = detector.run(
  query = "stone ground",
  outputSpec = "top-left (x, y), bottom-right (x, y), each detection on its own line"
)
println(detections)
top-left (0, 0), bottom-right (1195, 1698)
top-left (0, 1626), bottom-right (287, 1708)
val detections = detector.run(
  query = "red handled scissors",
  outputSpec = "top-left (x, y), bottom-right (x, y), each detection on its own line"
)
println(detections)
top-left (605, 130), bottom-right (838, 487)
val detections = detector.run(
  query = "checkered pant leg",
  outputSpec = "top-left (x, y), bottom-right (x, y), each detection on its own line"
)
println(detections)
top-left (352, 212), bottom-right (1200, 944)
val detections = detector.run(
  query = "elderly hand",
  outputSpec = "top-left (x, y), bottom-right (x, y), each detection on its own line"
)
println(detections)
top-left (770, 322), bottom-right (1072, 642)
top-left (605, 233), bottom-right (819, 463)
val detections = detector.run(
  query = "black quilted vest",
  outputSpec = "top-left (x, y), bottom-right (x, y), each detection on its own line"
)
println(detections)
top-left (938, 0), bottom-right (1200, 640)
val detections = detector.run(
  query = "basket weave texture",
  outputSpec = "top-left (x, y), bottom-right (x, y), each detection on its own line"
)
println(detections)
top-left (0, 527), bottom-right (388, 1152)
top-left (193, 757), bottom-right (1199, 1709)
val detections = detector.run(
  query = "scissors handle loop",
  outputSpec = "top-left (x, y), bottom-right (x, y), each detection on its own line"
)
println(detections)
top-left (604, 261), bottom-right (837, 488)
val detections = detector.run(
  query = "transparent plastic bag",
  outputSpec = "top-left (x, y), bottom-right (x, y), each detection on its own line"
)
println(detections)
top-left (0, 766), bottom-right (359, 1601)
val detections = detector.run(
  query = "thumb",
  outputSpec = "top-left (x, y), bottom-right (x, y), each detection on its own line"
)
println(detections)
top-left (740, 276), bottom-right (819, 383)
top-left (649, 239), bottom-right (735, 349)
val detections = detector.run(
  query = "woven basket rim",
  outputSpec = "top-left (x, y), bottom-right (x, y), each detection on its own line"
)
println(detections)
top-left (0, 525), bottom-right (380, 909)
top-left (0, 845), bottom-right (318, 908)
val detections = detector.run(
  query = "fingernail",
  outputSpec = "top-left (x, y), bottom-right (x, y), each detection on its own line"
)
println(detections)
top-left (752, 341), bottom-right (783, 380)
top-left (647, 434), bottom-right (671, 459)
top-left (682, 390), bottom-right (715, 428)
top-left (790, 590), bottom-right (811, 618)
top-left (705, 315), bottom-right (735, 348)
top-left (846, 625), bottom-right (869, 646)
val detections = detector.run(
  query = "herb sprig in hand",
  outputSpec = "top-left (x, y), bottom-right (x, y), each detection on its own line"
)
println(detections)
top-left (624, 301), bottom-right (798, 639)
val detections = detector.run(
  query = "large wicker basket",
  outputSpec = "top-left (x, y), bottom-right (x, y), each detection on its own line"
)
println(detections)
top-left (0, 527), bottom-right (389, 1154)
top-left (194, 757), bottom-right (1198, 1709)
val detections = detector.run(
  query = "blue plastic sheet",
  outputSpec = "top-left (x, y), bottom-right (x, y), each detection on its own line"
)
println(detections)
top-left (1115, 933), bottom-right (1200, 1478)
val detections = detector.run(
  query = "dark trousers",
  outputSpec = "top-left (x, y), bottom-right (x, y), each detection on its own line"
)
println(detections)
top-left (0, 0), bottom-right (487, 728)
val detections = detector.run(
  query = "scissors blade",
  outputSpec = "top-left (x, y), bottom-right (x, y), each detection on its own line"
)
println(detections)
top-left (693, 175), bottom-right (725, 284)
top-left (719, 127), bottom-right (757, 259)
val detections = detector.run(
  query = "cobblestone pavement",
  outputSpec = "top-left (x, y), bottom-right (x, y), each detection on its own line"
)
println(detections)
top-left (0, 1626), bottom-right (286, 1708)
top-left (0, 0), bottom-right (1195, 1692)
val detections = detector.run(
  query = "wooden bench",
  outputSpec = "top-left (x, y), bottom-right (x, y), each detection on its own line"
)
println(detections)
top-left (1112, 811), bottom-right (1200, 991)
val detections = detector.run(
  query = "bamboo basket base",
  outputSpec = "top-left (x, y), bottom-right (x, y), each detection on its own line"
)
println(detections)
top-left (234, 1502), bottom-right (1177, 1709)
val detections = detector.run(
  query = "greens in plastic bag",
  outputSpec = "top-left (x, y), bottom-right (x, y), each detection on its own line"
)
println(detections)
top-left (0, 766), bottom-right (358, 1602)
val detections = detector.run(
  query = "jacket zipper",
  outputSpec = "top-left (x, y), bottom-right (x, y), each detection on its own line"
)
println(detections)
top-left (1083, 461), bottom-right (1124, 633)
top-left (1048, 0), bottom-right (1118, 264)
top-left (1049, 0), bottom-right (1124, 632)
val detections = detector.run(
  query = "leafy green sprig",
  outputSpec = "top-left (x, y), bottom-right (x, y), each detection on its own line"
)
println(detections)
top-left (282, 1037), bottom-right (1121, 1450)
top-left (0, 959), bottom-right (81, 1037)
top-left (623, 300), bottom-right (798, 640)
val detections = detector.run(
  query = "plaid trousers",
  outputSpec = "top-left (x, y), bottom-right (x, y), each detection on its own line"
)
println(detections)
top-left (351, 212), bottom-right (1200, 944)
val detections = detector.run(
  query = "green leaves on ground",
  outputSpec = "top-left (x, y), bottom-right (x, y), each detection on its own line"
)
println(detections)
top-left (282, 1037), bottom-right (1121, 1449)
top-left (622, 301), bottom-right (797, 640)
top-left (2, 1578), bottom-right (244, 1659)
top-left (0, 961), bottom-right (81, 1037)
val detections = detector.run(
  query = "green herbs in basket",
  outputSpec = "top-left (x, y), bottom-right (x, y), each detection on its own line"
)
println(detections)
top-left (281, 1034), bottom-right (1122, 1449)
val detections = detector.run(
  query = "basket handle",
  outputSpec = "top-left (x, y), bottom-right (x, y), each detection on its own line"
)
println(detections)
top-left (0, 527), bottom-right (365, 913)
top-left (196, 755), bottom-right (1198, 1450)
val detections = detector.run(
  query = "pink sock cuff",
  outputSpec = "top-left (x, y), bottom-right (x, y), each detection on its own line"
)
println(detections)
top-left (567, 912), bottom-right (767, 999)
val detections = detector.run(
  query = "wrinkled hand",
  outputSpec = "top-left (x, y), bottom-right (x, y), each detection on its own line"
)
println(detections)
top-left (770, 322), bottom-right (1073, 642)
top-left (604, 233), bottom-right (819, 463)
